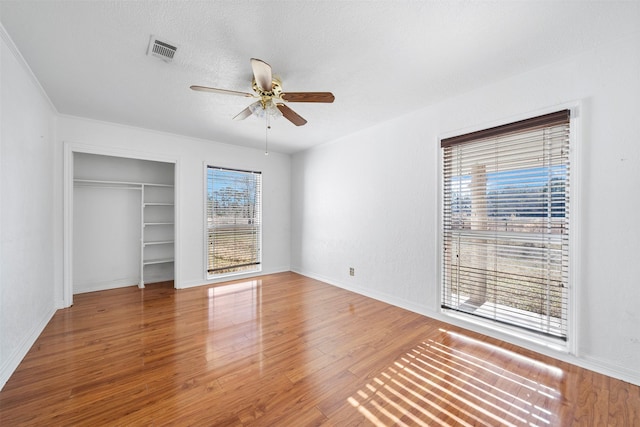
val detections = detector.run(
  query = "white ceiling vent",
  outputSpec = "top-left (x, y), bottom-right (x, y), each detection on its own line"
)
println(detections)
top-left (147, 35), bottom-right (177, 62)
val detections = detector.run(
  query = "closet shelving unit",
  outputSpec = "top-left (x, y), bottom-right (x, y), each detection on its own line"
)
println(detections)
top-left (73, 179), bottom-right (175, 289)
top-left (140, 183), bottom-right (174, 288)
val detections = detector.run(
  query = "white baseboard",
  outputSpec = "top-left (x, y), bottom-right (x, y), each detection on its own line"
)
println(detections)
top-left (292, 268), bottom-right (640, 387)
top-left (580, 355), bottom-right (640, 387)
top-left (177, 267), bottom-right (290, 289)
top-left (0, 306), bottom-right (56, 391)
top-left (291, 268), bottom-right (428, 317)
top-left (73, 277), bottom-right (139, 294)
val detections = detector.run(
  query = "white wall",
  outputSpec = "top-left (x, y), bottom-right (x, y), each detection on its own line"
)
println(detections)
top-left (291, 33), bottom-right (640, 385)
top-left (57, 115), bottom-right (291, 299)
top-left (74, 152), bottom-right (175, 184)
top-left (74, 185), bottom-right (141, 292)
top-left (0, 27), bottom-right (57, 389)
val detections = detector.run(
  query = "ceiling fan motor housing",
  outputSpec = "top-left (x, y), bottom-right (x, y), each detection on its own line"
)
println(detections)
top-left (253, 78), bottom-right (283, 99)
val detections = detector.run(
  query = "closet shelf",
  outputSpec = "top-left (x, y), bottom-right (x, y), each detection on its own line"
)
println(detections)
top-left (143, 240), bottom-right (174, 246)
top-left (143, 258), bottom-right (174, 266)
top-left (144, 222), bottom-right (174, 226)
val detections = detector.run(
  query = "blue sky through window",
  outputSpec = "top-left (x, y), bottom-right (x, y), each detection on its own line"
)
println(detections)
top-left (450, 165), bottom-right (567, 218)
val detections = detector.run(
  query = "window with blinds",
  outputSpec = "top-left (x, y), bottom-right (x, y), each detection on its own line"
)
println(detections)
top-left (441, 110), bottom-right (571, 340)
top-left (206, 166), bottom-right (262, 276)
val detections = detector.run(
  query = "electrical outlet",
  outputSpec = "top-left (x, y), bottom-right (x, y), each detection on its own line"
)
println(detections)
top-left (349, 267), bottom-right (355, 276)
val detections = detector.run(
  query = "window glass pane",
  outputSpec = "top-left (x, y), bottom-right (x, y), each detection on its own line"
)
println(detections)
top-left (206, 166), bottom-right (262, 276)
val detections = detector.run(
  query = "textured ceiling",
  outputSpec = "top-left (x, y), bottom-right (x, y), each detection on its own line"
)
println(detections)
top-left (1, 1), bottom-right (639, 154)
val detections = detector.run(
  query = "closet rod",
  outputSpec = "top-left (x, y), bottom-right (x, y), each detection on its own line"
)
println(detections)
top-left (74, 178), bottom-right (172, 187)
top-left (74, 185), bottom-right (142, 190)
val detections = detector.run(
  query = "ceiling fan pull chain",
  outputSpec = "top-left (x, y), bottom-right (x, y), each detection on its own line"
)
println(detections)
top-left (265, 114), bottom-right (270, 156)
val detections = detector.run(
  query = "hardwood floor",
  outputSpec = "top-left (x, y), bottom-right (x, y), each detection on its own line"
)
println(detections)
top-left (1, 272), bottom-right (639, 426)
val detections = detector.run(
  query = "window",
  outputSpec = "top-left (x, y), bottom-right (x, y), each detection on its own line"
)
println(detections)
top-left (206, 166), bottom-right (262, 276)
top-left (441, 110), bottom-right (571, 340)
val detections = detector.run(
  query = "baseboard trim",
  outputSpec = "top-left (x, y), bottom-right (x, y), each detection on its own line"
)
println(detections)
top-left (178, 267), bottom-right (291, 289)
top-left (73, 277), bottom-right (139, 294)
top-left (580, 355), bottom-right (640, 387)
top-left (0, 306), bottom-right (56, 391)
top-left (291, 268), bottom-right (428, 317)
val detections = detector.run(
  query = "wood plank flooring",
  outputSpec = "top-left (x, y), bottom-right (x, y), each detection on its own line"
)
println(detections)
top-left (1, 272), bottom-right (639, 426)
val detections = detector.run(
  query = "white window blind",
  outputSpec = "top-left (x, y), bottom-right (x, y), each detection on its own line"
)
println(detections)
top-left (206, 166), bottom-right (262, 275)
top-left (441, 110), bottom-right (571, 340)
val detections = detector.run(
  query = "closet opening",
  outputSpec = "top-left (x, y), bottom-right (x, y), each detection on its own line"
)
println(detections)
top-left (68, 151), bottom-right (176, 300)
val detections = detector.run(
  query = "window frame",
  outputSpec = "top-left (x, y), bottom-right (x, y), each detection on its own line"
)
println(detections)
top-left (438, 106), bottom-right (579, 352)
top-left (204, 164), bottom-right (263, 280)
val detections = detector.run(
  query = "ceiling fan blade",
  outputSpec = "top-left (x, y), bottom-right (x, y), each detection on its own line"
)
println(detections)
top-left (277, 104), bottom-right (307, 126)
top-left (251, 58), bottom-right (273, 92)
top-left (233, 106), bottom-right (253, 121)
top-left (190, 85), bottom-right (254, 97)
top-left (281, 92), bottom-right (335, 103)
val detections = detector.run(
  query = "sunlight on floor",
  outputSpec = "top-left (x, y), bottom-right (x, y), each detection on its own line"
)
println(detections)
top-left (441, 329), bottom-right (564, 378)
top-left (348, 330), bottom-right (563, 426)
top-left (205, 280), bottom-right (263, 369)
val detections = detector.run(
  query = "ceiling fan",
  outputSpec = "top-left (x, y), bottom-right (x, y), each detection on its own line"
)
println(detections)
top-left (190, 58), bottom-right (335, 126)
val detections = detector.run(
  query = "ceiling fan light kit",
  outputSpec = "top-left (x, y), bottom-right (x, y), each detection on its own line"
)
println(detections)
top-left (248, 99), bottom-right (282, 119)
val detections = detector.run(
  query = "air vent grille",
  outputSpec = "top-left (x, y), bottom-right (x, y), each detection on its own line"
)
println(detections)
top-left (147, 36), bottom-right (177, 62)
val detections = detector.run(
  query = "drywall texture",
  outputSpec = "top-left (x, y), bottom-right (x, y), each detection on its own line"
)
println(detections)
top-left (73, 186), bottom-right (142, 292)
top-left (74, 152), bottom-right (175, 184)
top-left (0, 31), bottom-right (57, 388)
top-left (291, 34), bottom-right (640, 385)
